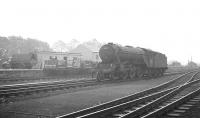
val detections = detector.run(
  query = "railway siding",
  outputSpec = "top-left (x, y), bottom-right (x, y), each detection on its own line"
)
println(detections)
top-left (0, 72), bottom-right (190, 100)
top-left (0, 74), bottom-right (183, 118)
top-left (0, 69), bottom-right (93, 85)
top-left (56, 72), bottom-right (196, 118)
top-left (0, 68), bottom-right (196, 85)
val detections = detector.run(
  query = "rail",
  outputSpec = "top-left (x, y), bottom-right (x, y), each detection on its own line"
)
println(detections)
top-left (56, 71), bottom-right (195, 118)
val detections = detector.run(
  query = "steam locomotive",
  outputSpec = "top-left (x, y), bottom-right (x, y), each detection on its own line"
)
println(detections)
top-left (97, 43), bottom-right (167, 81)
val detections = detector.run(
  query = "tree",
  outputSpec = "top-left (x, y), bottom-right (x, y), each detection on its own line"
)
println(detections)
top-left (0, 48), bottom-right (9, 68)
top-left (168, 61), bottom-right (182, 67)
top-left (186, 61), bottom-right (198, 68)
top-left (52, 40), bottom-right (68, 52)
top-left (0, 35), bottom-right (51, 56)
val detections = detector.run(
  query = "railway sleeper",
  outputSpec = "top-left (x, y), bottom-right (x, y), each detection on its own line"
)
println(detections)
top-left (166, 96), bottom-right (200, 117)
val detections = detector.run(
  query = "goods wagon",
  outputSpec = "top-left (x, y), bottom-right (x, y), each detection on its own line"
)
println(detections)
top-left (97, 43), bottom-right (167, 81)
top-left (10, 53), bottom-right (37, 69)
top-left (43, 57), bottom-right (81, 69)
top-left (43, 58), bottom-right (95, 77)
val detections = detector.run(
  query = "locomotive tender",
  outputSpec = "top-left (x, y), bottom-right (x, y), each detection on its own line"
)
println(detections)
top-left (97, 43), bottom-right (167, 80)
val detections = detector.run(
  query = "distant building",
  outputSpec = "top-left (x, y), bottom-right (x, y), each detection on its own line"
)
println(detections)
top-left (67, 53), bottom-right (82, 68)
top-left (92, 51), bottom-right (101, 62)
top-left (33, 51), bottom-right (81, 69)
top-left (69, 44), bottom-right (101, 62)
top-left (187, 61), bottom-right (198, 68)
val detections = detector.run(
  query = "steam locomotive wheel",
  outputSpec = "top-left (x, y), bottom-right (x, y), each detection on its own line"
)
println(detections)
top-left (136, 67), bottom-right (144, 78)
top-left (147, 69), bottom-right (153, 77)
top-left (129, 68), bottom-right (136, 79)
top-left (110, 72), bottom-right (118, 80)
top-left (155, 69), bottom-right (160, 77)
top-left (158, 69), bottom-right (162, 76)
top-left (129, 66), bottom-right (136, 79)
top-left (121, 71), bottom-right (129, 80)
top-left (129, 71), bottom-right (136, 79)
top-left (160, 69), bottom-right (164, 76)
top-left (97, 72), bottom-right (104, 81)
top-left (137, 71), bottom-right (143, 78)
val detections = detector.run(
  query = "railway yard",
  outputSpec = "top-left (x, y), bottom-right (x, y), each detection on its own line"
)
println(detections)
top-left (0, 43), bottom-right (199, 118)
top-left (0, 69), bottom-right (200, 118)
top-left (2, 1), bottom-right (200, 118)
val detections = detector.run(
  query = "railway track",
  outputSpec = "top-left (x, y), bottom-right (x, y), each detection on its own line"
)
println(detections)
top-left (0, 71), bottom-right (188, 83)
top-left (145, 88), bottom-right (200, 118)
top-left (0, 72), bottom-right (186, 99)
top-left (142, 86), bottom-right (200, 118)
top-left (0, 78), bottom-right (97, 98)
top-left (56, 71), bottom-right (198, 118)
top-left (120, 74), bottom-right (200, 118)
top-left (0, 75), bottom-right (93, 83)
top-left (0, 71), bottom-right (197, 118)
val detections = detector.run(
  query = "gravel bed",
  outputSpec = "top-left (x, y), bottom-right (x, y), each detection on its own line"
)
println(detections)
top-left (0, 74), bottom-right (181, 118)
top-left (183, 101), bottom-right (200, 118)
top-left (162, 95), bottom-right (200, 118)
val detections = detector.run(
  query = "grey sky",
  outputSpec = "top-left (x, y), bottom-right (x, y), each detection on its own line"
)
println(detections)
top-left (0, 0), bottom-right (200, 65)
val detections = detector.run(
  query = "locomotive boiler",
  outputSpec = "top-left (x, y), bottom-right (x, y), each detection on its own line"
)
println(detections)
top-left (97, 43), bottom-right (167, 81)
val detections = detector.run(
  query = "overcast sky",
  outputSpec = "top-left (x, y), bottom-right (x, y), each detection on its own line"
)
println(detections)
top-left (0, 0), bottom-right (200, 65)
